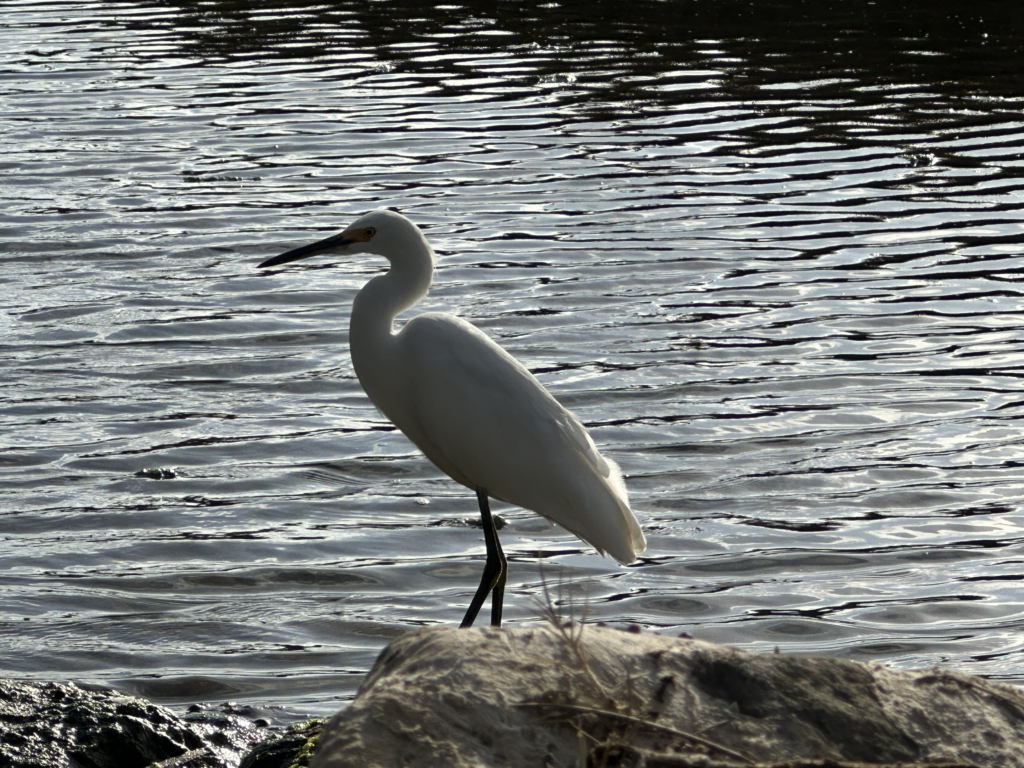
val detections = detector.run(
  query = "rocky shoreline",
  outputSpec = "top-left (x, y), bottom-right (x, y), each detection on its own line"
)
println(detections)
top-left (5, 624), bottom-right (1024, 767)
top-left (0, 679), bottom-right (321, 768)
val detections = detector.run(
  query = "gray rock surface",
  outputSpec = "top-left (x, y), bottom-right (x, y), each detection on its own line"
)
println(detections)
top-left (0, 680), bottom-right (266, 768)
top-left (310, 623), bottom-right (1024, 768)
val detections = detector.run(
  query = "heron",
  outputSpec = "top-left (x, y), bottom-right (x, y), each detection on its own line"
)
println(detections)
top-left (258, 210), bottom-right (645, 627)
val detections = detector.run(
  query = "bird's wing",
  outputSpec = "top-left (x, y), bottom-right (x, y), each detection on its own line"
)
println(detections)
top-left (394, 312), bottom-right (644, 564)
top-left (396, 312), bottom-right (609, 493)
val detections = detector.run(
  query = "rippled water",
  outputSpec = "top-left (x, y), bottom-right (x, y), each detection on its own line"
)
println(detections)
top-left (3, 0), bottom-right (1024, 721)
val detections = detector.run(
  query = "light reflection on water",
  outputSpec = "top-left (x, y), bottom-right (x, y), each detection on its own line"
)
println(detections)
top-left (2, 0), bottom-right (1024, 720)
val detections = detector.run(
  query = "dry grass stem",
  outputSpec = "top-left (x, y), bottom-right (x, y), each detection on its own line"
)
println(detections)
top-left (516, 701), bottom-right (755, 764)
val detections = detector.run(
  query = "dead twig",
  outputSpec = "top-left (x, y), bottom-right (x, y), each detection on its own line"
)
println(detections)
top-left (534, 568), bottom-right (612, 707)
top-left (516, 700), bottom-right (755, 765)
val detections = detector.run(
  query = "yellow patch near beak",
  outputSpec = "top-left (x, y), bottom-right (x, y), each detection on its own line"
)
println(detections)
top-left (342, 227), bottom-right (375, 242)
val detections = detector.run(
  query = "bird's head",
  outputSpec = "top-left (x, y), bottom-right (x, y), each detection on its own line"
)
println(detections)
top-left (258, 209), bottom-right (430, 269)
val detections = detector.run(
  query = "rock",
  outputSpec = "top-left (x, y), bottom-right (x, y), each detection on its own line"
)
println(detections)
top-left (148, 748), bottom-right (223, 768)
top-left (239, 719), bottom-right (323, 768)
top-left (0, 680), bottom-right (266, 768)
top-left (309, 623), bottom-right (1024, 768)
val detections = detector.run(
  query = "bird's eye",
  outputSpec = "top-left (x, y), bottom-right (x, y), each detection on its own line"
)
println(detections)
top-left (365, 227), bottom-right (376, 238)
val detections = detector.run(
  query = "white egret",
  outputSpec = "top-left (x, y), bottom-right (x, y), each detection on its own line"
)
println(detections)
top-left (258, 210), bottom-right (646, 627)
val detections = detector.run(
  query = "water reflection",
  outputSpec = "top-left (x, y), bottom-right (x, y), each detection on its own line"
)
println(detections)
top-left (150, 0), bottom-right (1024, 114)
top-left (1, 0), bottom-right (1024, 721)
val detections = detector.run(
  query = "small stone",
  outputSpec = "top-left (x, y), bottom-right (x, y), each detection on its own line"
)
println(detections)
top-left (135, 467), bottom-right (177, 480)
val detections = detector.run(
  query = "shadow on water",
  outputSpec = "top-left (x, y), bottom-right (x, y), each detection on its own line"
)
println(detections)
top-left (154, 0), bottom-right (1024, 101)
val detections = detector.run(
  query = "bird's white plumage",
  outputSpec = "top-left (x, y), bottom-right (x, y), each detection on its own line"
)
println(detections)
top-left (398, 313), bottom-right (644, 563)
top-left (285, 209), bottom-right (646, 565)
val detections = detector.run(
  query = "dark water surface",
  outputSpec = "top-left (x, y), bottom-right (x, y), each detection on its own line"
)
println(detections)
top-left (3, 0), bottom-right (1024, 721)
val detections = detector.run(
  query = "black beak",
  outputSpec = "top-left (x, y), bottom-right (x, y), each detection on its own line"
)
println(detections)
top-left (258, 233), bottom-right (356, 269)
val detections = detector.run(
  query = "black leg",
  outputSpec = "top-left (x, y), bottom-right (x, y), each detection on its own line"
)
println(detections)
top-left (488, 491), bottom-right (507, 627)
top-left (460, 487), bottom-right (508, 628)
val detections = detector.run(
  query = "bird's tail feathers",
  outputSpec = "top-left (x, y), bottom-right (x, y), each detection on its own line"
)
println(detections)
top-left (598, 456), bottom-right (647, 564)
top-left (544, 454), bottom-right (645, 566)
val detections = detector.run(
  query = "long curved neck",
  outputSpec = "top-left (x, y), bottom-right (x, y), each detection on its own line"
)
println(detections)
top-left (348, 243), bottom-right (434, 410)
